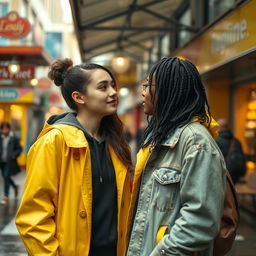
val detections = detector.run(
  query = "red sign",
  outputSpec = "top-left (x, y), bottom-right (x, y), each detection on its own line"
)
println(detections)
top-left (0, 66), bottom-right (35, 80)
top-left (37, 78), bottom-right (52, 90)
top-left (0, 11), bottom-right (31, 38)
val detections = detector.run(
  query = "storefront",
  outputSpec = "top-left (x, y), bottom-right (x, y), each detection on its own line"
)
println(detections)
top-left (0, 11), bottom-right (52, 167)
top-left (0, 46), bottom-right (51, 167)
top-left (175, 0), bottom-right (256, 161)
top-left (0, 87), bottom-right (43, 166)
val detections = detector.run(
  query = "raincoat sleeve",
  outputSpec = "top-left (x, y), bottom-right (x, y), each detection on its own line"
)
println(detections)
top-left (150, 146), bottom-right (226, 256)
top-left (16, 129), bottom-right (63, 256)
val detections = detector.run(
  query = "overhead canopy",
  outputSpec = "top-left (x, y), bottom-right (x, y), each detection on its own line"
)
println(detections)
top-left (0, 46), bottom-right (52, 66)
top-left (70, 0), bottom-right (197, 62)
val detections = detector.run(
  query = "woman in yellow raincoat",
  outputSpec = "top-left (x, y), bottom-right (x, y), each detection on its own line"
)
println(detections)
top-left (16, 59), bottom-right (132, 256)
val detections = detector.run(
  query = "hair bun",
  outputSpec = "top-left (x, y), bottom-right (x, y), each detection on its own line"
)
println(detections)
top-left (48, 58), bottom-right (73, 87)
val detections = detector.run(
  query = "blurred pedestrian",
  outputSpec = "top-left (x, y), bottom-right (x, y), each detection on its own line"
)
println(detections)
top-left (0, 121), bottom-right (22, 204)
top-left (215, 118), bottom-right (246, 184)
top-left (127, 57), bottom-right (226, 256)
top-left (16, 59), bottom-right (132, 256)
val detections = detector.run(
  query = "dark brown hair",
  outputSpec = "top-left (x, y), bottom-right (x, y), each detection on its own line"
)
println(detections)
top-left (48, 58), bottom-right (132, 170)
top-left (0, 122), bottom-right (11, 130)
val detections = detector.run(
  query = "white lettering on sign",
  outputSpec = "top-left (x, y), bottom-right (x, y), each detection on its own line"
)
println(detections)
top-left (211, 19), bottom-right (248, 55)
top-left (0, 20), bottom-right (25, 35)
top-left (0, 90), bottom-right (17, 99)
top-left (0, 66), bottom-right (34, 80)
top-left (0, 68), bottom-right (9, 79)
top-left (9, 70), bottom-right (32, 79)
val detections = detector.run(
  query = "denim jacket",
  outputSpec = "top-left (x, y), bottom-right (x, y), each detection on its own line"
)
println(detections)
top-left (127, 122), bottom-right (226, 256)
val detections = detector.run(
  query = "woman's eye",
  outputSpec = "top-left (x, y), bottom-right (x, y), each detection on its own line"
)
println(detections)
top-left (99, 85), bottom-right (107, 90)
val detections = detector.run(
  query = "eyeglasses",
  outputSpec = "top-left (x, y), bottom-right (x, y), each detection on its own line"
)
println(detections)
top-left (142, 83), bottom-right (156, 91)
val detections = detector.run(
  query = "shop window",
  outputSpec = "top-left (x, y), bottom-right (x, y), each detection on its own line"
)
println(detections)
top-left (45, 32), bottom-right (63, 59)
top-left (208, 0), bottom-right (235, 23)
top-left (245, 89), bottom-right (256, 158)
top-left (0, 104), bottom-right (10, 121)
top-left (10, 105), bottom-right (23, 139)
top-left (0, 108), bottom-right (4, 122)
top-left (0, 3), bottom-right (9, 46)
top-left (177, 9), bottom-right (193, 48)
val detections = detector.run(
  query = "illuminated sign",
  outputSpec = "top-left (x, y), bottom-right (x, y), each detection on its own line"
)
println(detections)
top-left (0, 66), bottom-right (35, 80)
top-left (0, 88), bottom-right (18, 100)
top-left (175, 0), bottom-right (256, 73)
top-left (0, 11), bottom-right (31, 38)
top-left (0, 88), bottom-right (34, 103)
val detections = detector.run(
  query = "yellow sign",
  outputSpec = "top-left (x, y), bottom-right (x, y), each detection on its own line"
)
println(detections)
top-left (176, 0), bottom-right (256, 73)
top-left (0, 88), bottom-right (34, 103)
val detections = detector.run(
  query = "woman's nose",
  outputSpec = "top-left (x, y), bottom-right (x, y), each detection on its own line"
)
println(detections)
top-left (141, 89), bottom-right (146, 97)
top-left (109, 86), bottom-right (117, 96)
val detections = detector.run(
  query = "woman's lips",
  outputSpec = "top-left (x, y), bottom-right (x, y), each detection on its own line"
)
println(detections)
top-left (107, 100), bottom-right (117, 105)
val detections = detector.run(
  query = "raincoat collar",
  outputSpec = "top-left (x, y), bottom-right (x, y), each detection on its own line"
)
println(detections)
top-left (38, 113), bottom-right (88, 148)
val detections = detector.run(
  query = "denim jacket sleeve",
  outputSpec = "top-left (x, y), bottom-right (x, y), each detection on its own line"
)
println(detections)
top-left (150, 145), bottom-right (226, 256)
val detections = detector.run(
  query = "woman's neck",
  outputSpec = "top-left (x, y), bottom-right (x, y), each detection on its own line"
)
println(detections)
top-left (76, 110), bottom-right (102, 140)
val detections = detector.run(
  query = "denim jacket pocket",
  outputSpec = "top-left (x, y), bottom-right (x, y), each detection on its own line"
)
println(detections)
top-left (152, 168), bottom-right (181, 212)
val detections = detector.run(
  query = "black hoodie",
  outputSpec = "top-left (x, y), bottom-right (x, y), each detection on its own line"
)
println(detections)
top-left (47, 112), bottom-right (117, 256)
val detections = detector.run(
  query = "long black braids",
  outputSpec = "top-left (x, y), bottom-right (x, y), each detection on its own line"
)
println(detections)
top-left (142, 57), bottom-right (211, 147)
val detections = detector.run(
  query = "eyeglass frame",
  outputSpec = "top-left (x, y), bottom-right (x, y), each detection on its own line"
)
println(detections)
top-left (142, 83), bottom-right (156, 91)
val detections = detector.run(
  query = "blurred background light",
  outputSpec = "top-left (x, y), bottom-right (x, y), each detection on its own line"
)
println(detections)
top-left (111, 56), bottom-right (130, 73)
top-left (8, 63), bottom-right (20, 74)
top-left (119, 87), bottom-right (130, 97)
top-left (30, 78), bottom-right (38, 86)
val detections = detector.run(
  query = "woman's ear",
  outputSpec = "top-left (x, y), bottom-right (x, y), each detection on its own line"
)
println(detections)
top-left (71, 91), bottom-right (85, 104)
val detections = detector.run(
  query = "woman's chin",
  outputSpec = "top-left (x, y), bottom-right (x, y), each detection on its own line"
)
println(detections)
top-left (143, 109), bottom-right (153, 115)
top-left (104, 109), bottom-right (117, 116)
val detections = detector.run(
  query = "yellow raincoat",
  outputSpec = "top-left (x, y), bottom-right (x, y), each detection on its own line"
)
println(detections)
top-left (16, 123), bottom-right (130, 256)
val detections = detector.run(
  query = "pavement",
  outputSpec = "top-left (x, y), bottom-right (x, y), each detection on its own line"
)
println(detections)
top-left (0, 169), bottom-right (255, 255)
top-left (0, 170), bottom-right (26, 255)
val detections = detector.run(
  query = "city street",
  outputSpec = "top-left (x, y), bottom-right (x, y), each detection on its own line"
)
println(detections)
top-left (0, 171), bottom-right (26, 256)
top-left (0, 0), bottom-right (256, 255)
top-left (0, 170), bottom-right (256, 255)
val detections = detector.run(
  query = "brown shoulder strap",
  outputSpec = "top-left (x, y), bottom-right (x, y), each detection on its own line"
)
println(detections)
top-left (226, 170), bottom-right (239, 211)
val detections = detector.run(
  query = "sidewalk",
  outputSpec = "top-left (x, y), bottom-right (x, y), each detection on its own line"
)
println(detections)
top-left (0, 170), bottom-right (27, 256)
top-left (0, 169), bottom-right (25, 202)
top-left (1, 169), bottom-right (256, 255)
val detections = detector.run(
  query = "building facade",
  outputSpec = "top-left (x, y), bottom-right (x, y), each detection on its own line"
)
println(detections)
top-left (0, 0), bottom-right (80, 166)
top-left (172, 0), bottom-right (256, 163)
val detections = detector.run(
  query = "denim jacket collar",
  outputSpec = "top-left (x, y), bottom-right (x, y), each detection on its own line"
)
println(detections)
top-left (161, 123), bottom-right (191, 148)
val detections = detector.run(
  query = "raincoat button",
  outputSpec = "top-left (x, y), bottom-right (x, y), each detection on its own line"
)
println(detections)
top-left (160, 249), bottom-right (166, 255)
top-left (121, 201), bottom-right (124, 208)
top-left (79, 210), bottom-right (87, 218)
top-left (73, 152), bottom-right (80, 160)
top-left (120, 230), bottom-right (123, 238)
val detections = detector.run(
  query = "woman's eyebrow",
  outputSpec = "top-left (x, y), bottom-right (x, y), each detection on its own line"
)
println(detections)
top-left (96, 80), bottom-right (113, 85)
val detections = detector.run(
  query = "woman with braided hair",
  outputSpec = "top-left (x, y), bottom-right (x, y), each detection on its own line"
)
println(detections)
top-left (16, 58), bottom-right (132, 256)
top-left (127, 57), bottom-right (226, 256)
